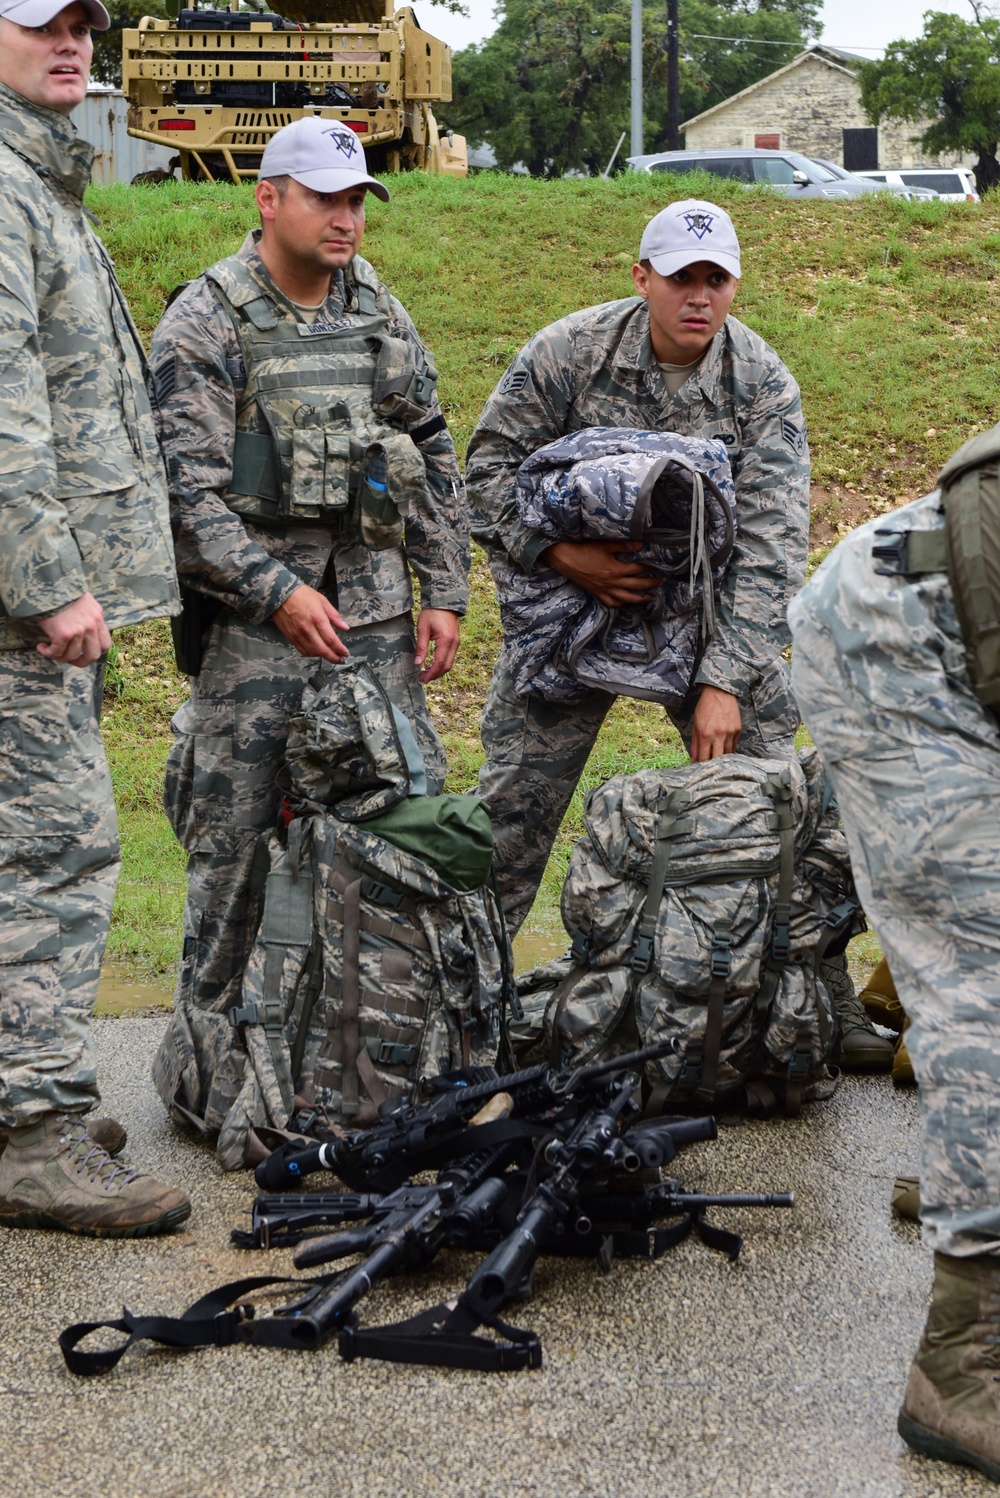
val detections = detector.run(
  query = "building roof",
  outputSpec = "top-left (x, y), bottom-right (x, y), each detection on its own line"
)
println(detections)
top-left (681, 45), bottom-right (863, 130)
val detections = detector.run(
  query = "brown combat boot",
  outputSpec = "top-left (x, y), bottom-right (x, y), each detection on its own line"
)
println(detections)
top-left (0, 1115), bottom-right (125, 1159)
top-left (899, 1251), bottom-right (1000, 1482)
top-left (860, 956), bottom-right (906, 1034)
top-left (85, 1117), bottom-right (127, 1156)
top-left (893, 1016), bottom-right (917, 1088)
top-left (0, 1113), bottom-right (190, 1238)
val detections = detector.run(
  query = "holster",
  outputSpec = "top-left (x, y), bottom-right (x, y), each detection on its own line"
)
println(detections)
top-left (171, 586), bottom-right (223, 677)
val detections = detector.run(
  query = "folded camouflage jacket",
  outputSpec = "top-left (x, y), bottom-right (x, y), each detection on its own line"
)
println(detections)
top-left (491, 427), bottom-right (736, 704)
top-left (466, 301), bottom-right (809, 703)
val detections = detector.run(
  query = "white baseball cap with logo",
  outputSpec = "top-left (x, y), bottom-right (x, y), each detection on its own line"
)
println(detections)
top-left (639, 199), bottom-right (741, 279)
top-left (0, 0), bottom-right (110, 28)
top-left (259, 116), bottom-right (390, 202)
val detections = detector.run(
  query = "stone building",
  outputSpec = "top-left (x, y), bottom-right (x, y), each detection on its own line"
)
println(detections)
top-left (681, 45), bottom-right (962, 170)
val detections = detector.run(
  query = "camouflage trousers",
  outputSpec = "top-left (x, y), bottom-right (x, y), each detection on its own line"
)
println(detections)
top-left (153, 609), bottom-right (445, 1132)
top-left (0, 651), bottom-right (118, 1127)
top-left (478, 646), bottom-right (799, 935)
top-left (789, 494), bottom-right (1000, 1257)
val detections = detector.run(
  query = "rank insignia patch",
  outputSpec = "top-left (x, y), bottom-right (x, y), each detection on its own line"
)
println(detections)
top-left (781, 417), bottom-right (806, 455)
top-left (500, 368), bottom-right (530, 396)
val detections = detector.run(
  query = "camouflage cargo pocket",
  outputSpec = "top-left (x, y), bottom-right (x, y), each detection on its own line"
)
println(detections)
top-left (163, 698), bottom-right (236, 855)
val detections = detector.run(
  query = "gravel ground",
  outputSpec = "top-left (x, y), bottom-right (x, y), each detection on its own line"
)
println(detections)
top-left (0, 1017), bottom-right (992, 1498)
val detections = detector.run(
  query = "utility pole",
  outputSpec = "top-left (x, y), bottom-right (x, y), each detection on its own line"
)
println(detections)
top-left (666, 0), bottom-right (680, 150)
top-left (631, 0), bottom-right (643, 158)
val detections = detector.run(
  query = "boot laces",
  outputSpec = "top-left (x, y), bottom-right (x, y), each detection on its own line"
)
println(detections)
top-left (60, 1117), bottom-right (139, 1190)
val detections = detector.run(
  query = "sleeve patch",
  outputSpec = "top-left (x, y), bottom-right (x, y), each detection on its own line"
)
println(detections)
top-left (499, 367), bottom-right (530, 396)
top-left (154, 357), bottom-right (176, 403)
top-left (780, 417), bottom-right (806, 456)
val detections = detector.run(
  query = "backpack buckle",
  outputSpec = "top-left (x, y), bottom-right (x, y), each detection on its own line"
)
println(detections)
top-left (872, 529), bottom-right (913, 576)
top-left (787, 1046), bottom-right (811, 1082)
top-left (709, 938), bottom-right (732, 979)
top-left (361, 877), bottom-right (404, 909)
top-left (570, 929), bottom-right (590, 965)
top-left (631, 934), bottom-right (654, 973)
top-left (771, 923), bottom-right (790, 963)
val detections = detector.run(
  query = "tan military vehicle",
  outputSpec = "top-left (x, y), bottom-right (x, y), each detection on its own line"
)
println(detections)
top-left (122, 0), bottom-right (468, 183)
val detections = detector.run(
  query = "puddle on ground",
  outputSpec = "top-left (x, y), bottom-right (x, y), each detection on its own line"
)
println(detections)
top-left (96, 966), bottom-right (174, 1016)
top-left (512, 920), bottom-right (568, 975)
top-left (94, 918), bottom-right (571, 1015)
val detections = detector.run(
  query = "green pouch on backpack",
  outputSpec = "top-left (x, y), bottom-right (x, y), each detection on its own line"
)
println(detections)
top-left (362, 794), bottom-right (494, 892)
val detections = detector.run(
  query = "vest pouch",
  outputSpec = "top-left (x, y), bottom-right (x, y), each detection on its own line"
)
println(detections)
top-left (359, 432), bottom-right (428, 551)
top-left (372, 334), bottom-right (438, 426)
top-left (288, 427), bottom-right (357, 523)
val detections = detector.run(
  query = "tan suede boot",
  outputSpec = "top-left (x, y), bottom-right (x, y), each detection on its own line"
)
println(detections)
top-left (899, 1251), bottom-right (1000, 1482)
top-left (859, 956), bottom-right (906, 1035)
top-left (0, 1113), bottom-right (190, 1238)
top-left (893, 1016), bottom-right (917, 1089)
top-left (0, 1115), bottom-right (125, 1159)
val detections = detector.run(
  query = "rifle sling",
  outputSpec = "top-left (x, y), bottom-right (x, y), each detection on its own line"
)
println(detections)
top-left (339, 1298), bottom-right (542, 1372)
top-left (58, 1271), bottom-right (347, 1377)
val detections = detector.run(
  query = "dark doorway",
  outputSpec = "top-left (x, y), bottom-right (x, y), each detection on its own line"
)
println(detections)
top-left (843, 127), bottom-right (878, 171)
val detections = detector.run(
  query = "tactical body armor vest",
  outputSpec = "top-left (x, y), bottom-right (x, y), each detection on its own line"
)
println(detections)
top-left (205, 254), bottom-right (436, 549)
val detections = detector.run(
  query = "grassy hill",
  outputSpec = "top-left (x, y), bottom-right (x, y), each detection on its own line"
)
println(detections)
top-left (90, 172), bottom-right (1000, 978)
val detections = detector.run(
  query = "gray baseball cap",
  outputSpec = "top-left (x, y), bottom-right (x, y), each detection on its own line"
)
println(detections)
top-left (259, 116), bottom-right (390, 202)
top-left (639, 199), bottom-right (741, 279)
top-left (0, 0), bottom-right (111, 30)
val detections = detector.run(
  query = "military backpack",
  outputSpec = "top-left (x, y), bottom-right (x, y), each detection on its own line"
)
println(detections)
top-left (510, 748), bottom-right (861, 1116)
top-left (159, 663), bottom-right (508, 1171)
top-left (872, 420), bottom-right (1000, 711)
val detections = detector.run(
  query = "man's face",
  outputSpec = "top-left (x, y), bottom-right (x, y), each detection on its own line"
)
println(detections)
top-left (255, 177), bottom-right (367, 276)
top-left (631, 260), bottom-right (737, 365)
top-left (0, 3), bottom-right (92, 115)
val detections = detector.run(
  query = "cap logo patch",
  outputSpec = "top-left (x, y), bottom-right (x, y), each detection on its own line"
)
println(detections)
top-left (321, 125), bottom-right (360, 160)
top-left (683, 210), bottom-right (715, 239)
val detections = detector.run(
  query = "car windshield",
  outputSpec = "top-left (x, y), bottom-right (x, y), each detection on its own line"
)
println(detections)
top-left (900, 172), bottom-right (963, 193)
top-left (813, 160), bottom-right (849, 179)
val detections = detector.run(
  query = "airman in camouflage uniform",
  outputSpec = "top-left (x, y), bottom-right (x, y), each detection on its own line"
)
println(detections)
top-left (148, 117), bottom-right (468, 1135)
top-left (789, 484), bottom-right (1000, 1481)
top-left (467, 200), bottom-right (809, 936)
top-left (0, 0), bottom-right (189, 1236)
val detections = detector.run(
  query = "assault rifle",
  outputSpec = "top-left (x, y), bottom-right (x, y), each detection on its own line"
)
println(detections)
top-left (331, 1074), bottom-right (793, 1370)
top-left (58, 1051), bottom-right (792, 1378)
top-left (255, 1039), bottom-right (681, 1193)
top-left (235, 1112), bottom-right (720, 1252)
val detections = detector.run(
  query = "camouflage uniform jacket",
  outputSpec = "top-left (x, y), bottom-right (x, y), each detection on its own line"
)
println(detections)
top-left (495, 426), bottom-right (736, 704)
top-left (150, 232), bottom-right (468, 627)
top-left (466, 299), bottom-right (809, 700)
top-left (0, 84), bottom-right (178, 650)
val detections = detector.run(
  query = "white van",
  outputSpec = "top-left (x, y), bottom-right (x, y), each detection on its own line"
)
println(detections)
top-left (856, 168), bottom-right (979, 203)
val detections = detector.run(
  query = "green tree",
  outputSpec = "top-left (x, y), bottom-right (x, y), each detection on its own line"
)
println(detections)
top-left (447, 0), bottom-right (819, 177)
top-left (859, 9), bottom-right (1000, 194)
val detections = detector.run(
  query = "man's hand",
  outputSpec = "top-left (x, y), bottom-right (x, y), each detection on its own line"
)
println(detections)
top-left (36, 593), bottom-right (111, 667)
top-left (415, 608), bottom-right (460, 682)
top-left (690, 684), bottom-right (742, 762)
top-left (542, 540), bottom-right (661, 609)
top-left (271, 584), bottom-right (350, 663)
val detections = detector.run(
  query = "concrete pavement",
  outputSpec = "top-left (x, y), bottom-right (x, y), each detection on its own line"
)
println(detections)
top-left (0, 1015), bottom-right (991, 1498)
